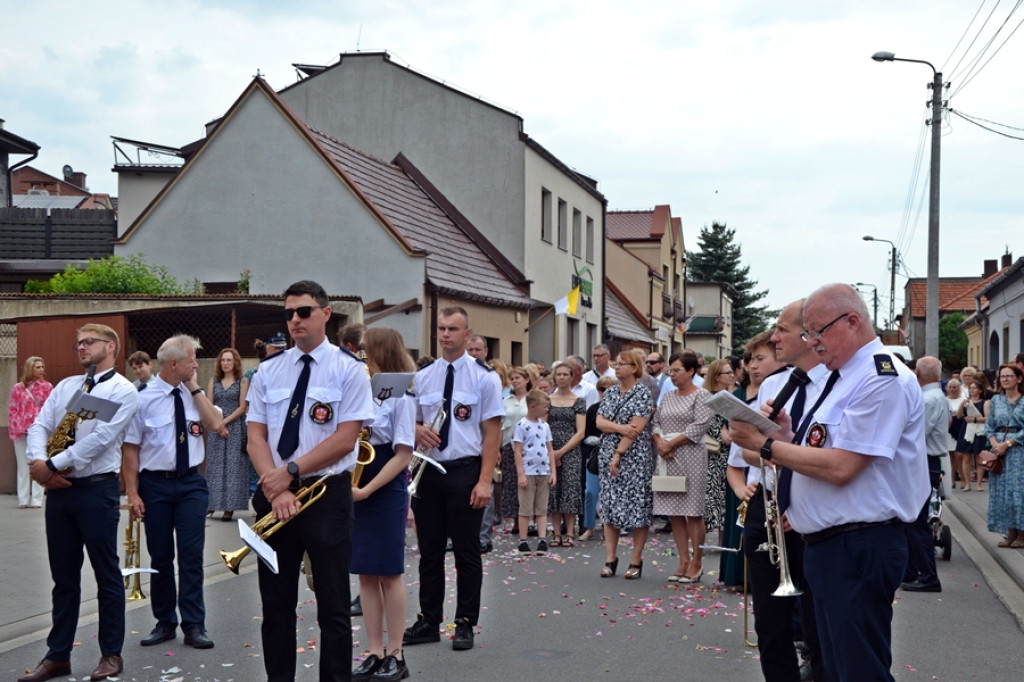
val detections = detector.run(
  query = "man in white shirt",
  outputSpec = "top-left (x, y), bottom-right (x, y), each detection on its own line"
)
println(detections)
top-left (582, 344), bottom-right (615, 385)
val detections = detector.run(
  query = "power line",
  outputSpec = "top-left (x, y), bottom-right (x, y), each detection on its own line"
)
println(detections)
top-left (943, 0), bottom-right (993, 74)
top-left (950, 0), bottom-right (1024, 98)
top-left (947, 0), bottom-right (1005, 83)
top-left (950, 108), bottom-right (1024, 139)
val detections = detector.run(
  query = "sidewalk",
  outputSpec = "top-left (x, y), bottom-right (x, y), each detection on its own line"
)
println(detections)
top-left (942, 485), bottom-right (1024, 628)
top-left (0, 497), bottom-right (258, 654)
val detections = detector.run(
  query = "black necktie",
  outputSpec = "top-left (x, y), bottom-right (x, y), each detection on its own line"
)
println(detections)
top-left (438, 363), bottom-right (455, 452)
top-left (278, 355), bottom-right (312, 460)
top-left (172, 388), bottom-right (190, 477)
top-left (778, 370), bottom-right (840, 514)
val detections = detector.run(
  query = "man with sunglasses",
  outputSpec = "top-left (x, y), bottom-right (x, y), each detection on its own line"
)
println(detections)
top-left (247, 280), bottom-right (374, 682)
top-left (23, 324), bottom-right (139, 682)
top-left (732, 283), bottom-right (929, 682)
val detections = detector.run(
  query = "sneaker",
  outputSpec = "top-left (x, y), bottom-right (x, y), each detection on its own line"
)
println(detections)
top-left (452, 618), bottom-right (474, 650)
top-left (518, 540), bottom-right (531, 554)
top-left (403, 614), bottom-right (440, 646)
top-left (536, 539), bottom-right (548, 555)
top-left (527, 523), bottom-right (538, 537)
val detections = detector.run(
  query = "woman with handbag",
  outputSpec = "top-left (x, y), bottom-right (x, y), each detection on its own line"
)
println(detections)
top-left (702, 359), bottom-right (734, 542)
top-left (651, 353), bottom-right (713, 583)
top-left (956, 378), bottom-right (990, 492)
top-left (596, 350), bottom-right (654, 579)
top-left (985, 364), bottom-right (1024, 548)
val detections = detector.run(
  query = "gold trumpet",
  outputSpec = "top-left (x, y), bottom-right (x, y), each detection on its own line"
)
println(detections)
top-left (123, 516), bottom-right (147, 600)
top-left (46, 364), bottom-right (98, 463)
top-left (219, 474), bottom-right (331, 574)
top-left (756, 459), bottom-right (802, 598)
top-left (351, 434), bottom-right (375, 488)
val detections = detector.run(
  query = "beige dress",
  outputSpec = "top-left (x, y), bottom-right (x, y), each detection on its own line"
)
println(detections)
top-left (651, 388), bottom-right (713, 516)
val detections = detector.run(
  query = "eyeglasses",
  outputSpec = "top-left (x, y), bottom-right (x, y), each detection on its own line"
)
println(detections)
top-left (800, 312), bottom-right (851, 342)
top-left (283, 305), bottom-right (323, 321)
top-left (72, 337), bottom-right (110, 351)
top-left (719, 370), bottom-right (735, 375)
top-left (999, 374), bottom-right (1017, 380)
top-left (645, 360), bottom-right (663, 365)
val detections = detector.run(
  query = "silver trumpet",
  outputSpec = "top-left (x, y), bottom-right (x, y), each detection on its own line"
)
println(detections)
top-left (757, 458), bottom-right (802, 597)
top-left (409, 401), bottom-right (448, 498)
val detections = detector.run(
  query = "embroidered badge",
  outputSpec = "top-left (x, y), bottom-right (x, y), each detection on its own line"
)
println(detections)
top-left (807, 423), bottom-right (828, 448)
top-left (874, 354), bottom-right (899, 376)
top-left (309, 402), bottom-right (333, 424)
top-left (454, 403), bottom-right (472, 421)
top-left (188, 421), bottom-right (203, 437)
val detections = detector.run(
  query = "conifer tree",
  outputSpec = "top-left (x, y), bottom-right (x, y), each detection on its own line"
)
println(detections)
top-left (686, 222), bottom-right (777, 354)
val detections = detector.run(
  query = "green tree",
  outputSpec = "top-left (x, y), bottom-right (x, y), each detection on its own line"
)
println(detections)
top-left (939, 312), bottom-right (968, 371)
top-left (25, 254), bottom-right (202, 295)
top-left (686, 222), bottom-right (777, 355)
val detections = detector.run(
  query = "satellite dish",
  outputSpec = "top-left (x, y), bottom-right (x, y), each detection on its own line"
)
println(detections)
top-left (62, 164), bottom-right (74, 180)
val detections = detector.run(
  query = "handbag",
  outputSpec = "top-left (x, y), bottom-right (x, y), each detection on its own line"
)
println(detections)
top-left (704, 433), bottom-right (722, 455)
top-left (652, 455), bottom-right (688, 492)
top-left (978, 449), bottom-right (1003, 475)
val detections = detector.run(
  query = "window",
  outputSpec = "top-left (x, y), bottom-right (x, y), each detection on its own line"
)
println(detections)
top-left (541, 189), bottom-right (552, 243)
top-left (586, 217), bottom-right (595, 263)
top-left (572, 209), bottom-right (582, 257)
top-left (557, 199), bottom-right (568, 250)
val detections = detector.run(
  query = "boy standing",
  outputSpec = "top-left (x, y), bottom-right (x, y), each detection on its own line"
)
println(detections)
top-left (513, 390), bottom-right (557, 555)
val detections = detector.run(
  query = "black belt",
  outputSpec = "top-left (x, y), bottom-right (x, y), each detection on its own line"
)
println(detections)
top-left (803, 518), bottom-right (898, 546)
top-left (141, 466), bottom-right (200, 480)
top-left (298, 471), bottom-right (350, 488)
top-left (68, 472), bottom-right (118, 486)
top-left (437, 456), bottom-right (480, 469)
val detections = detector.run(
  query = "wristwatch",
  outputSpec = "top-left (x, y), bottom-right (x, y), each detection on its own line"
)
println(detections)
top-left (760, 438), bottom-right (775, 461)
top-left (190, 387), bottom-right (203, 396)
top-left (286, 461), bottom-right (301, 482)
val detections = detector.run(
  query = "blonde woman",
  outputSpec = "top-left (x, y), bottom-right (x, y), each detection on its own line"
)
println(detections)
top-left (8, 356), bottom-right (52, 508)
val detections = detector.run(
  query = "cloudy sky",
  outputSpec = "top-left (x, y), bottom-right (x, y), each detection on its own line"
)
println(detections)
top-left (2, 1), bottom-right (1021, 319)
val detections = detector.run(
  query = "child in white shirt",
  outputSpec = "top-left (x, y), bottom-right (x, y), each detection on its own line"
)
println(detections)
top-left (513, 390), bottom-right (557, 554)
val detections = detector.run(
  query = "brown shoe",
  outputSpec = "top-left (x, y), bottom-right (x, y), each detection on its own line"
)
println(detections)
top-left (17, 658), bottom-right (70, 682)
top-left (89, 655), bottom-right (123, 680)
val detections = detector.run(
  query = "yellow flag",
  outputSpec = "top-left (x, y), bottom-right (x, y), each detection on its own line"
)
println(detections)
top-left (554, 286), bottom-right (580, 316)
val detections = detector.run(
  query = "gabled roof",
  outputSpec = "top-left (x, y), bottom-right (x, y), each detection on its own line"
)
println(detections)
top-left (117, 77), bottom-right (532, 310)
top-left (904, 269), bottom-right (1006, 318)
top-left (978, 257), bottom-right (1024, 298)
top-left (604, 282), bottom-right (655, 344)
top-left (0, 126), bottom-right (39, 155)
top-left (607, 209), bottom-right (655, 241)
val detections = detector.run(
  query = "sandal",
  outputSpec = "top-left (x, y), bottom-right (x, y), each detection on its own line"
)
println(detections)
top-left (600, 558), bottom-right (619, 578)
top-left (549, 537), bottom-right (563, 547)
top-left (666, 574), bottom-right (686, 583)
top-left (562, 536), bottom-right (575, 548)
top-left (1012, 540), bottom-right (1024, 549)
top-left (624, 560), bottom-right (643, 580)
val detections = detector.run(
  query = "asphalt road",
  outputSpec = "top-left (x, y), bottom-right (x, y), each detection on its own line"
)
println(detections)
top-left (1, 518), bottom-right (1022, 681)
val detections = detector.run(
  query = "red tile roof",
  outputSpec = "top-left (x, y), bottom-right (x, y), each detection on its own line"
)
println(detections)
top-left (904, 270), bottom-right (1004, 319)
top-left (607, 210), bottom-right (654, 240)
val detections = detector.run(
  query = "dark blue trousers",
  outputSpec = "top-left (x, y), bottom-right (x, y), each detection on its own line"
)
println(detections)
top-left (138, 470), bottom-right (209, 630)
top-left (44, 476), bottom-right (124, 661)
top-left (253, 474), bottom-right (352, 682)
top-left (903, 456), bottom-right (942, 585)
top-left (804, 523), bottom-right (907, 682)
top-left (410, 459), bottom-right (484, 626)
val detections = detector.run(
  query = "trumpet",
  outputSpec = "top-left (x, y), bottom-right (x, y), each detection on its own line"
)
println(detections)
top-left (123, 516), bottom-right (147, 600)
top-left (219, 474), bottom-right (330, 574)
top-left (756, 459), bottom-right (802, 597)
top-left (408, 402), bottom-right (447, 498)
top-left (351, 434), bottom-right (375, 488)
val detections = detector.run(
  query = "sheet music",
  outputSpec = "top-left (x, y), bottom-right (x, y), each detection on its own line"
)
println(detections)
top-left (63, 391), bottom-right (120, 423)
top-left (703, 391), bottom-right (782, 435)
top-left (238, 519), bottom-right (279, 574)
top-left (370, 372), bottom-right (415, 404)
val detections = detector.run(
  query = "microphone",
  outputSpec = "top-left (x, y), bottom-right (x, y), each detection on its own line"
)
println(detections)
top-left (767, 367), bottom-right (811, 422)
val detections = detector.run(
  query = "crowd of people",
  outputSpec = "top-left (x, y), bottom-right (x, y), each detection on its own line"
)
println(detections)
top-left (8, 278), bottom-right (1024, 682)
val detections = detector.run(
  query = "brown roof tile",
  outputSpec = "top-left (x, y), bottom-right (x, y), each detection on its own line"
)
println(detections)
top-left (607, 210), bottom-right (654, 240)
top-left (905, 270), bottom-right (1004, 318)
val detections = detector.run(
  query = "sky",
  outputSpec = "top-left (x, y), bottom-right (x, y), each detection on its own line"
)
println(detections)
top-left (2, 0), bottom-right (1021, 320)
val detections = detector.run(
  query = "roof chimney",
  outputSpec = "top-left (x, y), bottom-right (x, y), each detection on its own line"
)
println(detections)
top-left (1002, 252), bottom-right (1013, 270)
top-left (984, 259), bottom-right (997, 277)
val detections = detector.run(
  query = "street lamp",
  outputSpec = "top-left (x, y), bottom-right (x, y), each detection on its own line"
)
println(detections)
top-left (863, 236), bottom-right (898, 333)
top-left (872, 50), bottom-right (943, 358)
top-left (854, 282), bottom-right (879, 330)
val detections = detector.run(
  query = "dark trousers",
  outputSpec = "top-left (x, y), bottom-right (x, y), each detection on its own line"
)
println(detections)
top-left (139, 470), bottom-right (209, 629)
top-left (804, 523), bottom-right (907, 682)
top-left (44, 476), bottom-right (125, 661)
top-left (253, 474), bottom-right (352, 682)
top-left (743, 491), bottom-right (827, 682)
top-left (410, 459), bottom-right (484, 626)
top-left (904, 457), bottom-right (942, 585)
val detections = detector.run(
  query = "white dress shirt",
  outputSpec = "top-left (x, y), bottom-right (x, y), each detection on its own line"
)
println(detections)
top-left (124, 374), bottom-right (207, 471)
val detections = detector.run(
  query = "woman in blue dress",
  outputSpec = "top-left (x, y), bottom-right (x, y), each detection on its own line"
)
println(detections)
top-left (351, 327), bottom-right (416, 682)
top-left (985, 364), bottom-right (1024, 548)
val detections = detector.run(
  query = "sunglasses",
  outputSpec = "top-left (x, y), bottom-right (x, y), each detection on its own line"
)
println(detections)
top-left (283, 305), bottom-right (323, 321)
top-left (645, 360), bottom-right (663, 365)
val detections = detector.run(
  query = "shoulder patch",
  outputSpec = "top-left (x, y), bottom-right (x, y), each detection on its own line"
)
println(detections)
top-left (476, 358), bottom-right (495, 371)
top-left (417, 359), bottom-right (435, 371)
top-left (260, 351), bottom-right (287, 364)
top-left (405, 388), bottom-right (417, 397)
top-left (874, 354), bottom-right (899, 377)
top-left (340, 346), bottom-right (364, 362)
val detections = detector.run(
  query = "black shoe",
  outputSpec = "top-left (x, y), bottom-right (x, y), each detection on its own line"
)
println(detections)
top-left (536, 539), bottom-right (548, 555)
top-left (518, 540), bottom-right (531, 554)
top-left (446, 541), bottom-right (454, 553)
top-left (141, 624), bottom-right (176, 646)
top-left (901, 579), bottom-right (942, 592)
top-left (184, 627), bottom-right (214, 649)
top-left (373, 652), bottom-right (409, 681)
top-left (352, 653), bottom-right (383, 681)
top-left (351, 594), bottom-right (363, 617)
top-left (452, 618), bottom-right (474, 651)
top-left (403, 614), bottom-right (440, 645)
top-left (480, 541), bottom-right (493, 554)
top-left (527, 523), bottom-right (538, 537)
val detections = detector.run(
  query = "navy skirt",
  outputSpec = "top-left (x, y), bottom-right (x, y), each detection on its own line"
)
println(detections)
top-left (351, 443), bottom-right (409, 575)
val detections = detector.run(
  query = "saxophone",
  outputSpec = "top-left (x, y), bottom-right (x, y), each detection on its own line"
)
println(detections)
top-left (46, 364), bottom-right (97, 463)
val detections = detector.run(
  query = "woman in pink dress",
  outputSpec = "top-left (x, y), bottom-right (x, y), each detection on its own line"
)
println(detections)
top-left (651, 353), bottom-right (712, 583)
top-left (7, 356), bottom-right (52, 508)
